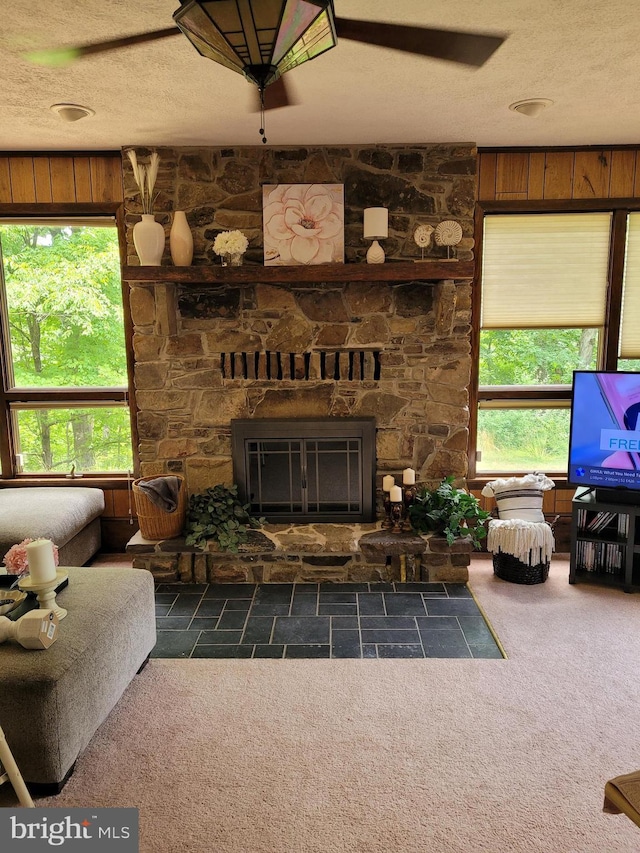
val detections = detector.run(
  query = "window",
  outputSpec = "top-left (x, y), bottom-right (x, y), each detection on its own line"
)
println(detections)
top-left (619, 212), bottom-right (640, 371)
top-left (474, 210), bottom-right (627, 477)
top-left (0, 219), bottom-right (133, 477)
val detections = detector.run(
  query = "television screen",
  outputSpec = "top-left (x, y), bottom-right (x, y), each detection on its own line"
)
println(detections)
top-left (568, 370), bottom-right (640, 494)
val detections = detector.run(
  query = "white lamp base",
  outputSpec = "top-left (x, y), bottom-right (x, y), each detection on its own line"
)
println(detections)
top-left (366, 240), bottom-right (385, 264)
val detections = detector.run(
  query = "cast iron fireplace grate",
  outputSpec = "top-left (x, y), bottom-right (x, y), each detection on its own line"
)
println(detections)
top-left (232, 418), bottom-right (376, 523)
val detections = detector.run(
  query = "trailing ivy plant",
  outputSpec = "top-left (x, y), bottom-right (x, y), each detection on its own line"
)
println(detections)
top-left (183, 484), bottom-right (264, 553)
top-left (408, 475), bottom-right (490, 548)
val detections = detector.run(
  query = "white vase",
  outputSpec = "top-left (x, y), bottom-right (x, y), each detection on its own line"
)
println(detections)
top-left (133, 214), bottom-right (165, 266)
top-left (366, 239), bottom-right (386, 264)
top-left (170, 210), bottom-right (194, 267)
top-left (221, 252), bottom-right (244, 267)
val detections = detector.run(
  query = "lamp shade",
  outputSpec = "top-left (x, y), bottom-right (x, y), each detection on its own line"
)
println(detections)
top-left (363, 208), bottom-right (389, 240)
top-left (174, 0), bottom-right (337, 89)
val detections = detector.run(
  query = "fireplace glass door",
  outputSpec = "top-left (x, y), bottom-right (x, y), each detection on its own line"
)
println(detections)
top-left (232, 419), bottom-right (375, 523)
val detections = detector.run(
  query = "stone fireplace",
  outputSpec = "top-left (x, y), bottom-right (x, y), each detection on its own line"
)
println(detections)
top-left (124, 143), bottom-right (476, 583)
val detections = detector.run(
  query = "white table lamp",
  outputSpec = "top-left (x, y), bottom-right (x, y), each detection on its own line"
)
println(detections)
top-left (363, 207), bottom-right (388, 264)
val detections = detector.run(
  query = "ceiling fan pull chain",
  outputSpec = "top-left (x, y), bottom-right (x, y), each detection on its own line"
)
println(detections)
top-left (259, 88), bottom-right (267, 145)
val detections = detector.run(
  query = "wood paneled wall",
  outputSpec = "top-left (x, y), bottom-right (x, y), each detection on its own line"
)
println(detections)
top-left (0, 153), bottom-right (123, 204)
top-left (478, 148), bottom-right (640, 201)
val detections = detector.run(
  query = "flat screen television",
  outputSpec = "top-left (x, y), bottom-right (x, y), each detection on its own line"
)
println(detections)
top-left (568, 370), bottom-right (640, 501)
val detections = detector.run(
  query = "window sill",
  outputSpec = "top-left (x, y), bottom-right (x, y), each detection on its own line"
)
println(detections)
top-left (0, 476), bottom-right (133, 489)
top-left (468, 475), bottom-right (569, 490)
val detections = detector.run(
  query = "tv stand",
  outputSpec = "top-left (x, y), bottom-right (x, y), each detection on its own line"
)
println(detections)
top-left (570, 488), bottom-right (640, 592)
top-left (595, 487), bottom-right (640, 506)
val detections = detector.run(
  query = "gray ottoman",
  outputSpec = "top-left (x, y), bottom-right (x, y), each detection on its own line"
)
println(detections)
top-left (0, 566), bottom-right (156, 792)
top-left (0, 487), bottom-right (105, 567)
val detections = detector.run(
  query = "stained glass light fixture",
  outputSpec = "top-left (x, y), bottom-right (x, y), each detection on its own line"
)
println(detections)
top-left (173, 0), bottom-right (337, 91)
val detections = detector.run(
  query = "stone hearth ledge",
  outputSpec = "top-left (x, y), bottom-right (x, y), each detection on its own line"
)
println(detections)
top-left (126, 525), bottom-right (472, 585)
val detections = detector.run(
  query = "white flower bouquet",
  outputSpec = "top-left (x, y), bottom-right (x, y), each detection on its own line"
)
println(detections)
top-left (127, 149), bottom-right (160, 214)
top-left (213, 230), bottom-right (249, 256)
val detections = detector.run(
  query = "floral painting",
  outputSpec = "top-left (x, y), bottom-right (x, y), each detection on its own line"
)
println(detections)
top-left (263, 183), bottom-right (344, 265)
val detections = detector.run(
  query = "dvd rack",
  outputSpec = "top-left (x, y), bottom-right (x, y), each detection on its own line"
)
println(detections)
top-left (570, 487), bottom-right (640, 592)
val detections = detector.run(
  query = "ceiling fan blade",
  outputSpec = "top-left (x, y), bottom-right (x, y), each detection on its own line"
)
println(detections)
top-left (251, 76), bottom-right (297, 112)
top-left (334, 18), bottom-right (505, 67)
top-left (25, 27), bottom-right (181, 67)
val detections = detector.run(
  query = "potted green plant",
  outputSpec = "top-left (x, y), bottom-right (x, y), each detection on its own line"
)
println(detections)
top-left (183, 484), bottom-right (264, 553)
top-left (408, 475), bottom-right (490, 548)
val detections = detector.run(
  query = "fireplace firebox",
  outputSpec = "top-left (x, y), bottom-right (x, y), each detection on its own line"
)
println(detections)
top-left (232, 418), bottom-right (376, 523)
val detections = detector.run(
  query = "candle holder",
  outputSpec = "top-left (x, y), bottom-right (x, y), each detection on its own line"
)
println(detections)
top-left (402, 485), bottom-right (417, 532)
top-left (391, 500), bottom-right (404, 533)
top-left (382, 492), bottom-right (394, 530)
top-left (19, 570), bottom-right (68, 620)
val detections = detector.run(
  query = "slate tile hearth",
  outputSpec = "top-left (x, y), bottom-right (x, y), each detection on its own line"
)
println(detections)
top-left (152, 582), bottom-right (504, 660)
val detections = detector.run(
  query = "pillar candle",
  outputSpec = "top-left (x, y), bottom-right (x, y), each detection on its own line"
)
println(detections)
top-left (382, 475), bottom-right (395, 493)
top-left (390, 485), bottom-right (403, 503)
top-left (403, 468), bottom-right (416, 485)
top-left (26, 539), bottom-right (57, 584)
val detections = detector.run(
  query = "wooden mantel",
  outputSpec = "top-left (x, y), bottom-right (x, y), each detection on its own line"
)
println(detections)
top-left (122, 260), bottom-right (474, 285)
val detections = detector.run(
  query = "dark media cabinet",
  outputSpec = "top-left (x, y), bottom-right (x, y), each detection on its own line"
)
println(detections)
top-left (570, 487), bottom-right (640, 592)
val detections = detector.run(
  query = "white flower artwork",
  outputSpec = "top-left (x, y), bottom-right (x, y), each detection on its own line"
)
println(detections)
top-left (263, 183), bottom-right (344, 265)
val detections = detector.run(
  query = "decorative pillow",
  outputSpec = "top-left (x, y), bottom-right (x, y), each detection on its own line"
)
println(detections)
top-left (481, 473), bottom-right (555, 523)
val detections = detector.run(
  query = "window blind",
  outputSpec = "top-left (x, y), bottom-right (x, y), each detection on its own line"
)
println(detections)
top-left (481, 213), bottom-right (612, 329)
top-left (620, 212), bottom-right (640, 358)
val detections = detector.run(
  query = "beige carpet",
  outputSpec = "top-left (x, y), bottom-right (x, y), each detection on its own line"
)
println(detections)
top-left (3, 556), bottom-right (640, 851)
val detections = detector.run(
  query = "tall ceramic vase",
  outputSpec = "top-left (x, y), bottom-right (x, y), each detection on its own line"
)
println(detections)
top-left (170, 210), bottom-right (194, 267)
top-left (133, 214), bottom-right (165, 266)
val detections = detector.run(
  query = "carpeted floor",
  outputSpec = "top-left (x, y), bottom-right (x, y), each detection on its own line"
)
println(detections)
top-left (3, 555), bottom-right (640, 852)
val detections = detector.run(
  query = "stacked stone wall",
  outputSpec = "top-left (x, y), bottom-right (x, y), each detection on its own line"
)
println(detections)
top-left (123, 144), bottom-right (476, 267)
top-left (124, 143), bottom-right (477, 581)
top-left (131, 277), bottom-right (472, 495)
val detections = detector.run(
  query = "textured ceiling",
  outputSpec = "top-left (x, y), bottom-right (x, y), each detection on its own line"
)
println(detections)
top-left (2, 0), bottom-right (640, 151)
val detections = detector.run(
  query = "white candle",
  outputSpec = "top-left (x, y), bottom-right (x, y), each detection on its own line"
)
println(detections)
top-left (390, 485), bottom-right (403, 503)
top-left (26, 539), bottom-right (57, 584)
top-left (403, 468), bottom-right (416, 485)
top-left (382, 475), bottom-right (395, 493)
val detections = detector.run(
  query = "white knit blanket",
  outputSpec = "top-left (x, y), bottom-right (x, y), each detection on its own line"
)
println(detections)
top-left (488, 518), bottom-right (555, 566)
top-left (481, 473), bottom-right (555, 497)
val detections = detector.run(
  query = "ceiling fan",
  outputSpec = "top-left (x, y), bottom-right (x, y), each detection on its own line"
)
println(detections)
top-left (28, 1), bottom-right (506, 138)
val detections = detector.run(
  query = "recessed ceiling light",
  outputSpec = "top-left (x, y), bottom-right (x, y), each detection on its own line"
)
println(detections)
top-left (508, 98), bottom-right (554, 118)
top-left (50, 103), bottom-right (95, 122)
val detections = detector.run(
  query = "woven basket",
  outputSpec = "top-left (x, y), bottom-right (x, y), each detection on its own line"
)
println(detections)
top-left (492, 551), bottom-right (550, 585)
top-left (132, 475), bottom-right (187, 540)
